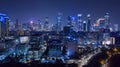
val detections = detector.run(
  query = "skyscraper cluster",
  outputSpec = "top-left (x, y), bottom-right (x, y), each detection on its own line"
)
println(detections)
top-left (0, 12), bottom-right (119, 38)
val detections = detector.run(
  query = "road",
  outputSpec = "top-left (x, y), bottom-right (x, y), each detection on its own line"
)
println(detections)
top-left (0, 38), bottom-right (19, 61)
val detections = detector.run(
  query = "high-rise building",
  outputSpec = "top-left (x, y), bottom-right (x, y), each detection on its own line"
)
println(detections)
top-left (104, 13), bottom-right (110, 29)
top-left (56, 13), bottom-right (62, 32)
top-left (71, 16), bottom-right (77, 32)
top-left (87, 14), bottom-right (91, 32)
top-left (38, 20), bottom-right (42, 31)
top-left (51, 24), bottom-right (57, 31)
top-left (9, 21), bottom-right (15, 31)
top-left (67, 16), bottom-right (72, 26)
top-left (83, 21), bottom-right (87, 32)
top-left (43, 17), bottom-right (49, 31)
top-left (0, 13), bottom-right (9, 39)
top-left (78, 14), bottom-right (83, 31)
top-left (15, 19), bottom-right (23, 35)
top-left (114, 24), bottom-right (119, 32)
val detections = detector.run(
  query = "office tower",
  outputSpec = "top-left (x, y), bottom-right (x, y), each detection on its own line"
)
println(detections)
top-left (5, 17), bottom-right (9, 36)
top-left (9, 21), bottom-right (15, 31)
top-left (114, 24), bottom-right (119, 32)
top-left (71, 16), bottom-right (77, 32)
top-left (22, 23), bottom-right (27, 31)
top-left (87, 14), bottom-right (91, 32)
top-left (43, 17), bottom-right (49, 31)
top-left (0, 13), bottom-right (9, 38)
top-left (15, 19), bottom-right (19, 31)
top-left (51, 24), bottom-right (57, 31)
top-left (15, 19), bottom-right (23, 35)
top-left (38, 20), bottom-right (42, 31)
top-left (104, 13), bottom-right (110, 29)
top-left (15, 19), bottom-right (22, 31)
top-left (83, 21), bottom-right (87, 32)
top-left (29, 20), bottom-right (35, 31)
top-left (78, 14), bottom-right (83, 31)
top-left (56, 13), bottom-right (62, 32)
top-left (67, 16), bottom-right (72, 27)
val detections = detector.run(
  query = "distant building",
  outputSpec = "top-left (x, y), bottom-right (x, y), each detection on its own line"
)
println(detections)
top-left (43, 17), bottom-right (49, 31)
top-left (104, 13), bottom-right (110, 29)
top-left (38, 20), bottom-right (42, 31)
top-left (71, 16), bottom-right (77, 32)
top-left (0, 13), bottom-right (9, 39)
top-left (78, 14), bottom-right (83, 31)
top-left (51, 24), bottom-right (57, 31)
top-left (67, 16), bottom-right (72, 27)
top-left (15, 19), bottom-right (23, 35)
top-left (56, 13), bottom-right (62, 32)
top-left (83, 21), bottom-right (87, 32)
top-left (114, 24), bottom-right (119, 32)
top-left (87, 14), bottom-right (91, 32)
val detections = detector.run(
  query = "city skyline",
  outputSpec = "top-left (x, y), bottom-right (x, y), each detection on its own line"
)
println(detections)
top-left (0, 0), bottom-right (120, 29)
top-left (1, 1), bottom-right (120, 67)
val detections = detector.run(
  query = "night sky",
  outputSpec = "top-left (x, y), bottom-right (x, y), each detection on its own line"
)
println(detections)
top-left (0, 0), bottom-right (120, 28)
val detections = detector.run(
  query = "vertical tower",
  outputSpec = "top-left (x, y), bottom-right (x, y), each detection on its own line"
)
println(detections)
top-left (43, 17), bottom-right (49, 31)
top-left (0, 13), bottom-right (9, 39)
top-left (5, 17), bottom-right (9, 36)
top-left (56, 13), bottom-right (62, 32)
top-left (15, 19), bottom-right (19, 31)
top-left (104, 13), bottom-right (110, 29)
top-left (15, 19), bottom-right (22, 35)
top-left (38, 20), bottom-right (42, 31)
top-left (114, 24), bottom-right (119, 32)
top-left (71, 16), bottom-right (77, 31)
top-left (78, 14), bottom-right (83, 31)
top-left (83, 21), bottom-right (87, 32)
top-left (87, 14), bottom-right (91, 32)
top-left (51, 24), bottom-right (56, 31)
top-left (67, 16), bottom-right (72, 27)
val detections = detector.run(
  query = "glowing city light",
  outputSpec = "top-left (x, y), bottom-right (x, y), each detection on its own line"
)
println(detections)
top-left (30, 20), bottom-right (34, 24)
top-left (78, 14), bottom-right (82, 17)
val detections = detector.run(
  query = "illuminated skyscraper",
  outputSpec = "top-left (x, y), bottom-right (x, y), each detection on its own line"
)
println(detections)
top-left (9, 21), bottom-right (15, 31)
top-left (51, 24), bottom-right (56, 31)
top-left (87, 14), bottom-right (91, 32)
top-left (38, 20), bottom-right (42, 31)
top-left (104, 13), bottom-right (110, 29)
top-left (78, 14), bottom-right (83, 31)
top-left (56, 13), bottom-right (62, 32)
top-left (43, 17), bottom-right (49, 31)
top-left (67, 16), bottom-right (72, 26)
top-left (15, 19), bottom-right (20, 31)
top-left (83, 21), bottom-right (87, 32)
top-left (114, 24), bottom-right (119, 31)
top-left (15, 19), bottom-right (22, 35)
top-left (71, 16), bottom-right (77, 32)
top-left (0, 13), bottom-right (9, 38)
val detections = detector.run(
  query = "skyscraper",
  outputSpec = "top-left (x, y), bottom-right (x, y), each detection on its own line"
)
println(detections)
top-left (114, 24), bottom-right (119, 31)
top-left (67, 16), bottom-right (72, 27)
top-left (83, 21), bottom-right (87, 32)
top-left (0, 13), bottom-right (9, 39)
top-left (104, 13), bottom-right (110, 29)
top-left (78, 14), bottom-right (83, 31)
top-left (87, 14), bottom-right (91, 32)
top-left (43, 17), bottom-right (49, 31)
top-left (38, 20), bottom-right (42, 31)
top-left (71, 16), bottom-right (77, 32)
top-left (15, 19), bottom-right (22, 35)
top-left (56, 13), bottom-right (62, 32)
